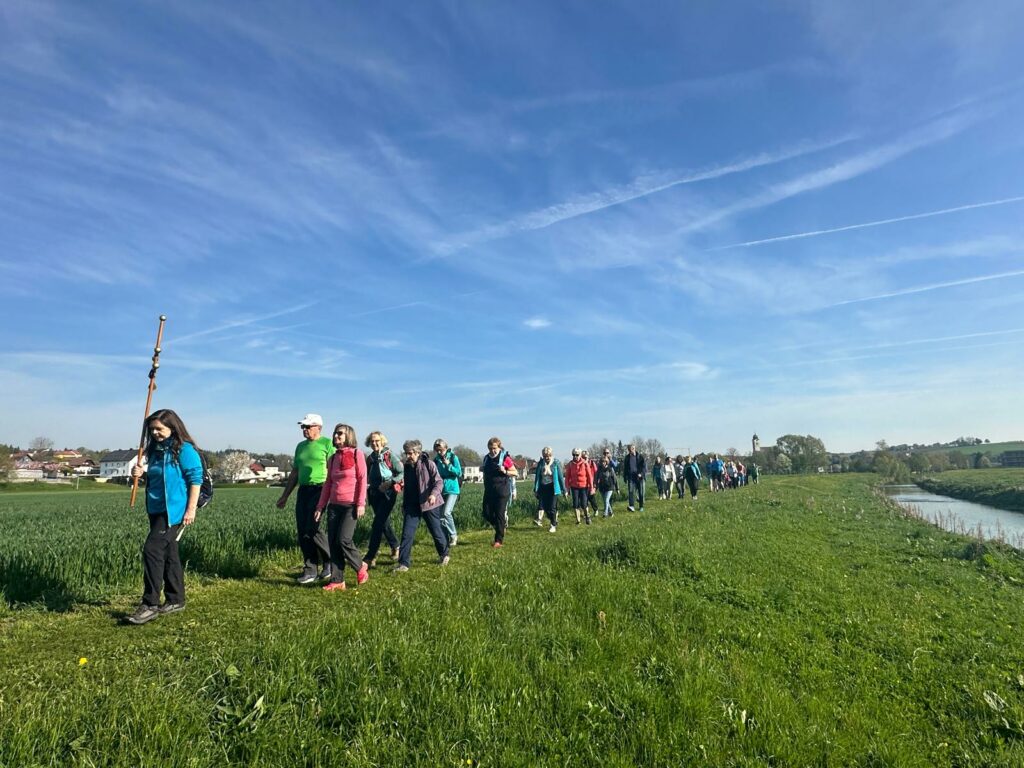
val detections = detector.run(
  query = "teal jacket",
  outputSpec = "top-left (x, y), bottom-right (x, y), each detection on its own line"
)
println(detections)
top-left (533, 458), bottom-right (565, 495)
top-left (434, 450), bottom-right (462, 495)
top-left (145, 441), bottom-right (203, 525)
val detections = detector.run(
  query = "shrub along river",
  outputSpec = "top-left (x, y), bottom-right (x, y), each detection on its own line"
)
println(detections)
top-left (885, 484), bottom-right (1024, 548)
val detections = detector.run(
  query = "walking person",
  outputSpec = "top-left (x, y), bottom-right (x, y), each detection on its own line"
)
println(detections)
top-left (682, 455), bottom-right (702, 500)
top-left (363, 431), bottom-right (402, 568)
top-left (394, 440), bottom-right (449, 572)
top-left (709, 454), bottom-right (725, 492)
top-left (674, 456), bottom-right (687, 499)
top-left (127, 409), bottom-right (204, 624)
top-left (565, 448), bottom-right (595, 525)
top-left (276, 414), bottom-right (334, 584)
top-left (533, 446), bottom-right (565, 532)
top-left (314, 424), bottom-right (369, 592)
top-left (622, 443), bottom-right (647, 511)
top-left (482, 437), bottom-right (516, 548)
top-left (581, 450), bottom-right (600, 519)
top-left (433, 439), bottom-right (462, 547)
top-left (660, 455), bottom-right (676, 500)
top-left (596, 455), bottom-right (619, 518)
top-left (652, 456), bottom-right (665, 500)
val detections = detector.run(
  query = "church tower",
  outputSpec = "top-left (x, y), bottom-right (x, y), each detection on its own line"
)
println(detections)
top-left (752, 434), bottom-right (760, 455)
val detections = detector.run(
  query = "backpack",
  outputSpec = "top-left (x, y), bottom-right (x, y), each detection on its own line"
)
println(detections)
top-left (380, 449), bottom-right (403, 492)
top-left (198, 451), bottom-right (214, 508)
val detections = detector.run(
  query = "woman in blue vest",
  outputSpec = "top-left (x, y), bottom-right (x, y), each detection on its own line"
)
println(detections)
top-left (533, 446), bottom-right (565, 532)
top-left (363, 431), bottom-right (403, 568)
top-left (127, 409), bottom-right (203, 625)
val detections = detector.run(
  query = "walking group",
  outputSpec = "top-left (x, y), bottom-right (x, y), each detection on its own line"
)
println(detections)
top-left (125, 408), bottom-right (754, 625)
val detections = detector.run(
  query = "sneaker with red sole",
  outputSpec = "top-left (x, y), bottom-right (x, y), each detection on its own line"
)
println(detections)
top-left (357, 564), bottom-right (369, 585)
top-left (323, 582), bottom-right (347, 592)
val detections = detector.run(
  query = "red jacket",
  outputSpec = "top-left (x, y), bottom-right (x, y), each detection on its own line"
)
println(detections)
top-left (565, 458), bottom-right (594, 490)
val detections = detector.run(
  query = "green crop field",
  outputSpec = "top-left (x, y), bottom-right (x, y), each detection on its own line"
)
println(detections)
top-left (3, 476), bottom-right (1024, 766)
top-left (918, 469), bottom-right (1024, 513)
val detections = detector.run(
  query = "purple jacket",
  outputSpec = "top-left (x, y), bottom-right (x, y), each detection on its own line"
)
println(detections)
top-left (403, 454), bottom-right (444, 513)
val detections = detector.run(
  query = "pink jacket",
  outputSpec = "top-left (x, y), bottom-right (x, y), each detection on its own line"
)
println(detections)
top-left (317, 447), bottom-right (367, 509)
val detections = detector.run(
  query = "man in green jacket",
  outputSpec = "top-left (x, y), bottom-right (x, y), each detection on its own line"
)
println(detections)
top-left (276, 413), bottom-right (334, 584)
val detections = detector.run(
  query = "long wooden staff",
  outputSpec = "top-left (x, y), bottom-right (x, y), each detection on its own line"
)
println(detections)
top-left (130, 315), bottom-right (167, 508)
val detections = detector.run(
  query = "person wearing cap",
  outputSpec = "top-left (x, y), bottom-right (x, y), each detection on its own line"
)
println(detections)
top-left (276, 413), bottom-right (334, 584)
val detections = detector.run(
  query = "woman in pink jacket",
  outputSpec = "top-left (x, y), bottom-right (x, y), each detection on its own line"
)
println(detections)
top-left (315, 423), bottom-right (369, 591)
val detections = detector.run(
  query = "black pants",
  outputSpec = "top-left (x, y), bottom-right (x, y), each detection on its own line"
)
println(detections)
top-left (296, 484), bottom-right (330, 569)
top-left (326, 504), bottom-right (363, 583)
top-left (142, 513), bottom-right (184, 607)
top-left (365, 490), bottom-right (399, 561)
top-left (686, 476), bottom-right (699, 499)
top-left (627, 477), bottom-right (645, 509)
top-left (538, 483), bottom-right (558, 526)
top-left (483, 489), bottom-right (510, 543)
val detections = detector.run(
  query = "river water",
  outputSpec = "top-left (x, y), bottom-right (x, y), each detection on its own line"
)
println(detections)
top-left (884, 484), bottom-right (1024, 548)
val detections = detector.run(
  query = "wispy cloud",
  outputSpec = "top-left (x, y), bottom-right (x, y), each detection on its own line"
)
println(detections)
top-left (432, 136), bottom-right (853, 255)
top-left (825, 270), bottom-right (1024, 308)
top-left (172, 303), bottom-right (319, 344)
top-left (523, 317), bottom-right (551, 329)
top-left (710, 195), bottom-right (1024, 250)
top-left (676, 109), bottom-right (984, 237)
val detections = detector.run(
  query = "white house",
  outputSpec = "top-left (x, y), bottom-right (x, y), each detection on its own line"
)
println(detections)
top-left (99, 450), bottom-right (140, 478)
top-left (462, 466), bottom-right (483, 483)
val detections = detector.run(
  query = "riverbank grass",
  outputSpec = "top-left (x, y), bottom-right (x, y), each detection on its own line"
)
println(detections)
top-left (3, 475), bottom-right (1024, 766)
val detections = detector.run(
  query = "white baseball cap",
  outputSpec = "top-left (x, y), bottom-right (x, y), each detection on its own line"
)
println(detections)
top-left (298, 413), bottom-right (323, 427)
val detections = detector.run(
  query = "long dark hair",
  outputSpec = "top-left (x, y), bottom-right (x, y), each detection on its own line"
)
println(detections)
top-left (143, 408), bottom-right (200, 465)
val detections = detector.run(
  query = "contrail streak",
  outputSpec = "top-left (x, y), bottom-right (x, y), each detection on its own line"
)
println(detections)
top-left (827, 269), bottom-right (1024, 308)
top-left (710, 196), bottom-right (1024, 250)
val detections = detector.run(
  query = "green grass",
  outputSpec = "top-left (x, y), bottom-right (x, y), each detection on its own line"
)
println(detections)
top-left (3, 476), bottom-right (1024, 766)
top-left (918, 469), bottom-right (1024, 513)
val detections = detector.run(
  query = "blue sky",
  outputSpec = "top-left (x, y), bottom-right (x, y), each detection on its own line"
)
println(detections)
top-left (2, 0), bottom-right (1024, 458)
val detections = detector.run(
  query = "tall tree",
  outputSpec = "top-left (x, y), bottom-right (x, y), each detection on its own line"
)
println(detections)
top-left (218, 451), bottom-right (253, 482)
top-left (775, 434), bottom-right (828, 473)
top-left (29, 436), bottom-right (53, 453)
top-left (451, 444), bottom-right (481, 466)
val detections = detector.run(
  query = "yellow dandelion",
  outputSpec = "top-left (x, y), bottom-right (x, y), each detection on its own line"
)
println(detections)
top-left (78, 657), bottom-right (88, 666)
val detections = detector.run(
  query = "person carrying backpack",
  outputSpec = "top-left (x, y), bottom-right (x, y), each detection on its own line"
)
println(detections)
top-left (363, 431), bottom-right (403, 568)
top-left (595, 455), bottom-right (619, 518)
top-left (127, 408), bottom-right (203, 625)
top-left (482, 437), bottom-right (517, 547)
top-left (433, 439), bottom-right (462, 547)
top-left (565, 448), bottom-right (595, 525)
top-left (683, 455), bottom-right (702, 500)
top-left (533, 446), bottom-right (565, 532)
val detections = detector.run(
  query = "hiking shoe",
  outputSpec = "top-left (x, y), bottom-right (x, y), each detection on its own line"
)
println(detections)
top-left (534, 517), bottom-right (543, 527)
top-left (297, 569), bottom-right (317, 585)
top-left (585, 516), bottom-right (591, 525)
top-left (323, 581), bottom-right (346, 592)
top-left (158, 602), bottom-right (185, 615)
top-left (639, 507), bottom-right (645, 512)
top-left (627, 506), bottom-right (635, 512)
top-left (439, 555), bottom-right (450, 566)
top-left (126, 604), bottom-right (160, 625)
top-left (317, 566), bottom-right (332, 581)
top-left (392, 564), bottom-right (409, 573)
top-left (357, 564), bottom-right (370, 585)
top-left (367, 558), bottom-right (377, 569)
top-left (548, 525), bottom-right (556, 533)
top-left (450, 536), bottom-right (458, 546)
top-left (390, 547), bottom-right (400, 560)
top-left (492, 541), bottom-right (503, 549)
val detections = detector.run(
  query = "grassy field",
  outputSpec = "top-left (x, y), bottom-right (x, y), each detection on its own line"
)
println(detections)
top-left (3, 476), bottom-right (1024, 766)
top-left (918, 469), bottom-right (1024, 513)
